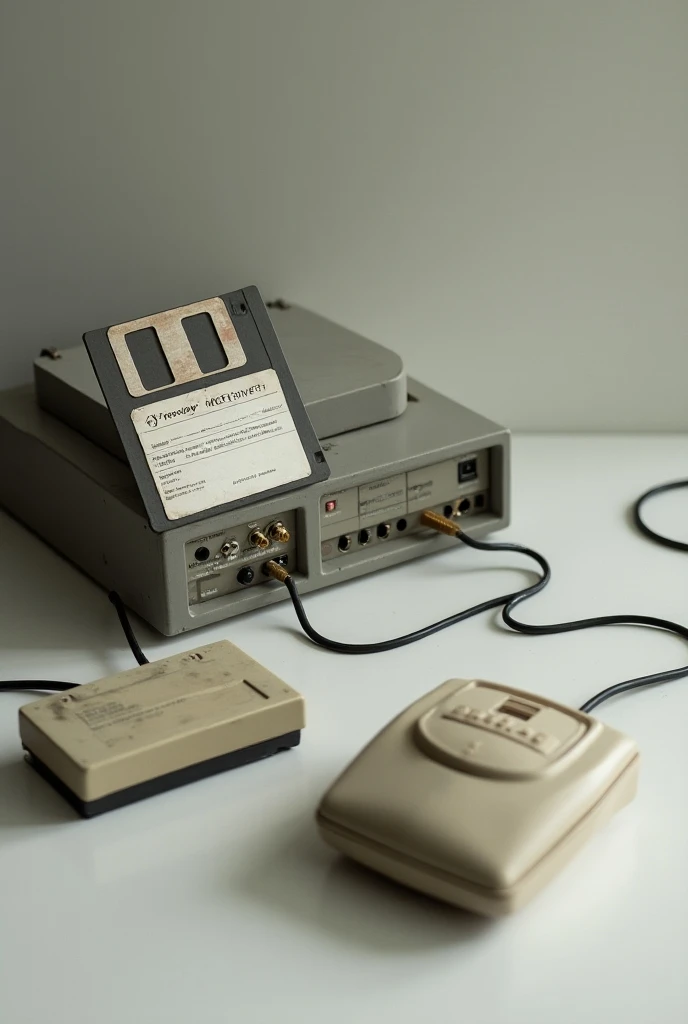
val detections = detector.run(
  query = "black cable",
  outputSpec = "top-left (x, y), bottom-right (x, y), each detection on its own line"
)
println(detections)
top-left (457, 531), bottom-right (688, 714)
top-left (278, 525), bottom-right (688, 713)
top-left (4, 489), bottom-right (687, 708)
top-left (0, 680), bottom-right (78, 694)
top-left (108, 592), bottom-right (149, 666)
top-left (283, 535), bottom-right (550, 655)
top-left (0, 592), bottom-right (148, 695)
top-left (633, 479), bottom-right (688, 552)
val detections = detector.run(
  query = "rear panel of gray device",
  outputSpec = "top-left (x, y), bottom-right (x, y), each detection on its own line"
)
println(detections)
top-left (0, 380), bottom-right (510, 635)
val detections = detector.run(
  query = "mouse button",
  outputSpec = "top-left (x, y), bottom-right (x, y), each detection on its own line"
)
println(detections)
top-left (427, 690), bottom-right (591, 770)
top-left (415, 707), bottom-right (546, 778)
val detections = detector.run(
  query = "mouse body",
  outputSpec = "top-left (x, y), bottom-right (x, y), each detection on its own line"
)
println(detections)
top-left (317, 679), bottom-right (638, 915)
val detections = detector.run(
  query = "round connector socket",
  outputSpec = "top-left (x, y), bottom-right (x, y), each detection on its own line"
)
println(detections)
top-left (194, 546), bottom-right (210, 562)
top-left (237, 566), bottom-right (255, 586)
top-left (377, 522), bottom-right (391, 540)
top-left (267, 521), bottom-right (291, 544)
top-left (338, 535), bottom-right (352, 552)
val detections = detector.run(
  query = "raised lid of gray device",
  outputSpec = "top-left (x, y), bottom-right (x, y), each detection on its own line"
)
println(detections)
top-left (34, 305), bottom-right (407, 459)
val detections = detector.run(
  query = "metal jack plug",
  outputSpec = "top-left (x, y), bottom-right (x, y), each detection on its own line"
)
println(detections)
top-left (420, 510), bottom-right (462, 537)
top-left (263, 559), bottom-right (291, 583)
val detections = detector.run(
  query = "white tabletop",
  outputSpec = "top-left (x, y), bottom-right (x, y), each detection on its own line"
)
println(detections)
top-left (1, 434), bottom-right (687, 1024)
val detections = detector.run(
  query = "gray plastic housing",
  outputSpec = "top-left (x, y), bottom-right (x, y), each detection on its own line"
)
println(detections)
top-left (0, 379), bottom-right (510, 636)
top-left (35, 304), bottom-right (407, 459)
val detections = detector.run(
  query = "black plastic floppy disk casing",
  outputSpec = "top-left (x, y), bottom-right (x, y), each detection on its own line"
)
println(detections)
top-left (83, 286), bottom-right (329, 532)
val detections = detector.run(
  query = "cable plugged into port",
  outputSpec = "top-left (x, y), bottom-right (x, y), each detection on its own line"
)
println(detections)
top-left (263, 559), bottom-right (291, 583)
top-left (420, 510), bottom-right (462, 537)
top-left (245, 490), bottom-right (688, 718)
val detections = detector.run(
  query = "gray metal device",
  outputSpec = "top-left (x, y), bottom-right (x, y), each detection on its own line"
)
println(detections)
top-left (0, 304), bottom-right (510, 636)
top-left (35, 304), bottom-right (407, 458)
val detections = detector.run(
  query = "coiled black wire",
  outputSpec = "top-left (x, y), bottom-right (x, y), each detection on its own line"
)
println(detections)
top-left (633, 479), bottom-right (688, 552)
top-left (281, 528), bottom-right (688, 714)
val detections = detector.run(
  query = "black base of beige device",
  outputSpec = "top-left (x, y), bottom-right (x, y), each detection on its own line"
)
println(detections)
top-left (0, 304), bottom-right (510, 635)
top-left (19, 640), bottom-right (305, 818)
top-left (317, 680), bottom-right (638, 916)
top-left (27, 731), bottom-right (300, 818)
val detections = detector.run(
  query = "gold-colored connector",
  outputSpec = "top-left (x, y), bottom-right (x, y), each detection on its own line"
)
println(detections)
top-left (268, 521), bottom-right (291, 544)
top-left (420, 509), bottom-right (462, 537)
top-left (263, 559), bottom-right (291, 583)
top-left (249, 529), bottom-right (270, 549)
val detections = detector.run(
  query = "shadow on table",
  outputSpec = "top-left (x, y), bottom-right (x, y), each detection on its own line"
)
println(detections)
top-left (0, 753), bottom-right (78, 830)
top-left (233, 814), bottom-right (491, 952)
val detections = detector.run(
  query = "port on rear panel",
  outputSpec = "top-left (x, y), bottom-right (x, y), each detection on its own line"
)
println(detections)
top-left (458, 457), bottom-right (478, 483)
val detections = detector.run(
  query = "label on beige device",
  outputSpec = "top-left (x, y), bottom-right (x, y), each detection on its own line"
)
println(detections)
top-left (131, 368), bottom-right (310, 520)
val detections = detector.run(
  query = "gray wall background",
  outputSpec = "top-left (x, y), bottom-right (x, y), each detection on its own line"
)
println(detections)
top-left (2, 0), bottom-right (686, 431)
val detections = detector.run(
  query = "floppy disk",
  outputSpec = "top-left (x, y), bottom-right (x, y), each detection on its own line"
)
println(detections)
top-left (83, 286), bottom-right (329, 531)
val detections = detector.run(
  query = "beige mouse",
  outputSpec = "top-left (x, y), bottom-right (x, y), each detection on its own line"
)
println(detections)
top-left (316, 680), bottom-right (638, 915)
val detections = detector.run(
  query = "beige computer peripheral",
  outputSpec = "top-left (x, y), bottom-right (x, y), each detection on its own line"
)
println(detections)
top-left (19, 640), bottom-right (305, 817)
top-left (317, 680), bottom-right (638, 915)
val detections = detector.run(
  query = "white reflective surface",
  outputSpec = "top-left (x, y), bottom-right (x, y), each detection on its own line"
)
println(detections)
top-left (1, 436), bottom-right (687, 1023)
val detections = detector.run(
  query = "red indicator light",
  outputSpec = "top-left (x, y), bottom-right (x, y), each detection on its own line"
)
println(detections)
top-left (325, 500), bottom-right (337, 513)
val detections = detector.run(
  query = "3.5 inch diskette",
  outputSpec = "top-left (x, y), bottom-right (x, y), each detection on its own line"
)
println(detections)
top-left (83, 286), bottom-right (330, 532)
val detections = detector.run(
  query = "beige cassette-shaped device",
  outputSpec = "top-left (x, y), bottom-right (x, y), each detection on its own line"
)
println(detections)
top-left (317, 680), bottom-right (639, 915)
top-left (20, 640), bottom-right (304, 817)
